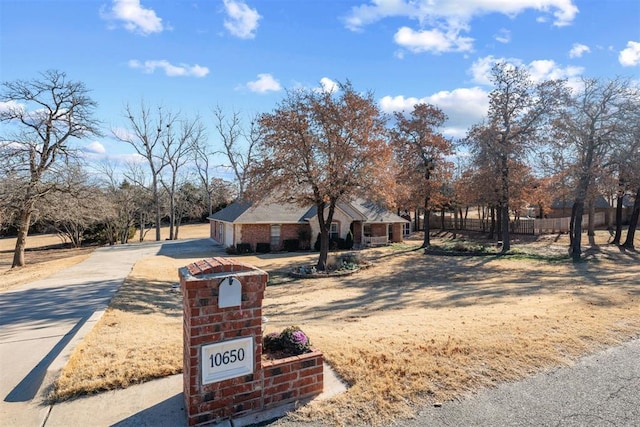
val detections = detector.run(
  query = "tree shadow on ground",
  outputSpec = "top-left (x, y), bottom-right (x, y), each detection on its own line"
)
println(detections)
top-left (263, 249), bottom-right (640, 322)
top-left (109, 278), bottom-right (182, 317)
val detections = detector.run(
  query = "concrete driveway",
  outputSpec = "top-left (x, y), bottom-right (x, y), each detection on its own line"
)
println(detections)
top-left (0, 238), bottom-right (221, 427)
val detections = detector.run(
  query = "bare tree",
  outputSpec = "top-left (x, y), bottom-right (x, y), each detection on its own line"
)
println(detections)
top-left (39, 164), bottom-right (107, 247)
top-left (251, 81), bottom-right (393, 271)
top-left (97, 160), bottom-right (152, 244)
top-left (213, 106), bottom-right (260, 198)
top-left (391, 103), bottom-right (453, 247)
top-left (466, 62), bottom-right (567, 253)
top-left (160, 116), bottom-right (203, 240)
top-left (553, 78), bottom-right (639, 260)
top-left (113, 102), bottom-right (171, 241)
top-left (0, 70), bottom-right (100, 267)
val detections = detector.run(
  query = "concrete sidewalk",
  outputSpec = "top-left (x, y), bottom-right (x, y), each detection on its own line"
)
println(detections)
top-left (44, 362), bottom-right (347, 427)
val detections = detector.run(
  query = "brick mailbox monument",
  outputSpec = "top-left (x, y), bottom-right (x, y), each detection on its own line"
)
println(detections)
top-left (179, 257), bottom-right (324, 426)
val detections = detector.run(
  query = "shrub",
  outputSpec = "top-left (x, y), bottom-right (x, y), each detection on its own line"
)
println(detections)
top-left (297, 227), bottom-right (311, 249)
top-left (256, 242), bottom-right (271, 253)
top-left (325, 254), bottom-right (340, 271)
top-left (340, 252), bottom-right (362, 265)
top-left (263, 326), bottom-right (312, 356)
top-left (236, 242), bottom-right (252, 254)
top-left (283, 239), bottom-right (299, 252)
top-left (225, 245), bottom-right (238, 255)
top-left (263, 332), bottom-right (283, 352)
top-left (280, 326), bottom-right (312, 354)
top-left (345, 230), bottom-right (354, 249)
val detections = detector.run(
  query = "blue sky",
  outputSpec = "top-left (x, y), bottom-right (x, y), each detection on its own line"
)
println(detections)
top-left (1, 0), bottom-right (639, 173)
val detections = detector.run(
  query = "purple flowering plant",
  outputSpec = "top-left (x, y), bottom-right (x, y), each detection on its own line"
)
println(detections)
top-left (263, 326), bottom-right (312, 355)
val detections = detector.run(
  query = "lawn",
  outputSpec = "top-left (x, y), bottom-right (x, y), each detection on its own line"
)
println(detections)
top-left (5, 225), bottom-right (639, 426)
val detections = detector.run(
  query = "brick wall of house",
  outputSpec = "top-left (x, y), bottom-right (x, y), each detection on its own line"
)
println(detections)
top-left (280, 224), bottom-right (312, 250)
top-left (238, 224), bottom-right (270, 251)
top-left (370, 223), bottom-right (387, 238)
top-left (391, 223), bottom-right (403, 242)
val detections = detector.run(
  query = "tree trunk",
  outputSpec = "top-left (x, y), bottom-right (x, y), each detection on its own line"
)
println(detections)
top-left (500, 155), bottom-right (511, 253)
top-left (423, 196), bottom-right (431, 247)
top-left (440, 207), bottom-right (445, 231)
top-left (500, 205), bottom-right (510, 252)
top-left (169, 192), bottom-right (175, 240)
top-left (315, 201), bottom-right (335, 271)
top-left (488, 207), bottom-right (495, 240)
top-left (139, 210), bottom-right (145, 242)
top-left (153, 176), bottom-right (161, 241)
top-left (611, 194), bottom-right (624, 245)
top-left (317, 227), bottom-right (329, 271)
top-left (587, 198), bottom-right (596, 246)
top-left (570, 200), bottom-right (585, 262)
top-left (12, 208), bottom-right (32, 268)
top-left (622, 186), bottom-right (640, 250)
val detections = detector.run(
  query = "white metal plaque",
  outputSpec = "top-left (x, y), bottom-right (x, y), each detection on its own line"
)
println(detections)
top-left (219, 277), bottom-right (242, 308)
top-left (201, 337), bottom-right (254, 384)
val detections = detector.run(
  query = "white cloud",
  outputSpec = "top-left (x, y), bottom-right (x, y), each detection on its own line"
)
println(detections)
top-left (528, 59), bottom-right (583, 82)
top-left (345, 0), bottom-right (578, 54)
top-left (380, 86), bottom-right (489, 138)
top-left (0, 100), bottom-right (25, 115)
top-left (494, 28), bottom-right (511, 44)
top-left (569, 43), bottom-right (590, 58)
top-left (223, 0), bottom-right (261, 39)
top-left (246, 73), bottom-right (281, 93)
top-left (394, 26), bottom-right (473, 54)
top-left (619, 41), bottom-right (640, 67)
top-left (100, 0), bottom-right (164, 35)
top-left (128, 60), bottom-right (210, 77)
top-left (319, 77), bottom-right (338, 93)
top-left (469, 55), bottom-right (510, 85)
top-left (469, 55), bottom-right (583, 86)
top-left (345, 0), bottom-right (578, 30)
top-left (84, 141), bottom-right (106, 154)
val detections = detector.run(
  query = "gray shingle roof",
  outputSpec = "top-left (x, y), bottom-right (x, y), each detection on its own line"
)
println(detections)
top-left (209, 200), bottom-right (312, 224)
top-left (209, 198), bottom-right (409, 224)
top-left (551, 195), bottom-right (611, 209)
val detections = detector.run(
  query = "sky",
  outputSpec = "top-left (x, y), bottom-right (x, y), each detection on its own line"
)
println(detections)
top-left (1, 0), bottom-right (639, 176)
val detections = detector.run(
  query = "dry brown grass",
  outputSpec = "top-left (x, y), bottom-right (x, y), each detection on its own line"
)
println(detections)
top-left (0, 224), bottom-right (208, 292)
top-left (0, 233), bottom-right (95, 292)
top-left (50, 225), bottom-right (640, 426)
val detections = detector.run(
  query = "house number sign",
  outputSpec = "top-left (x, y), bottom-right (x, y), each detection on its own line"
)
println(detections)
top-left (201, 337), bottom-right (254, 384)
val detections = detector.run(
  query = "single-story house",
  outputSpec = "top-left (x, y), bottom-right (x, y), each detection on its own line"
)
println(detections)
top-left (208, 198), bottom-right (410, 251)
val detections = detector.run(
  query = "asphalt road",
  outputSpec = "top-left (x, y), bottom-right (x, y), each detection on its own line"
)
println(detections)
top-left (398, 338), bottom-right (640, 427)
top-left (269, 338), bottom-right (640, 427)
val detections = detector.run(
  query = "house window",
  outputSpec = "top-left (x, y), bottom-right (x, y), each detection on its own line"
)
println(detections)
top-left (403, 222), bottom-right (411, 236)
top-left (270, 224), bottom-right (281, 248)
top-left (388, 224), bottom-right (393, 241)
top-left (329, 222), bottom-right (339, 240)
top-left (363, 223), bottom-right (372, 237)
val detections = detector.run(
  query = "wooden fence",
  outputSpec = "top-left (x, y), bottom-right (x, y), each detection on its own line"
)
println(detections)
top-left (430, 212), bottom-right (606, 236)
top-left (534, 212), bottom-right (605, 234)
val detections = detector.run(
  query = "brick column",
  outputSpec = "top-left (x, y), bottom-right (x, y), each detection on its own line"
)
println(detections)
top-left (180, 257), bottom-right (268, 426)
